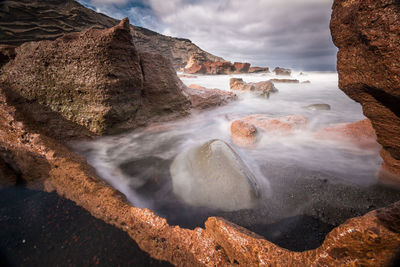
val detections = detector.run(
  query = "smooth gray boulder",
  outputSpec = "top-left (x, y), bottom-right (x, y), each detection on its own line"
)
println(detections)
top-left (170, 139), bottom-right (260, 211)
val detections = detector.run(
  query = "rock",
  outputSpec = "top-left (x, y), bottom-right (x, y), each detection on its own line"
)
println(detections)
top-left (231, 114), bottom-right (308, 147)
top-left (170, 139), bottom-right (261, 211)
top-left (0, 45), bottom-right (16, 68)
top-left (184, 84), bottom-right (237, 109)
top-left (273, 67), bottom-right (291, 76)
top-left (229, 78), bottom-right (278, 98)
top-left (233, 62), bottom-right (250, 73)
top-left (248, 67), bottom-right (270, 73)
top-left (0, 0), bottom-right (223, 69)
top-left (178, 74), bottom-right (198, 79)
top-left (331, 0), bottom-right (400, 178)
top-left (230, 120), bottom-right (258, 147)
top-left (204, 61), bottom-right (234, 75)
top-left (1, 18), bottom-right (190, 135)
top-left (304, 104), bottom-right (331, 111)
top-left (269, 79), bottom-right (299, 84)
top-left (314, 119), bottom-right (378, 149)
top-left (302, 80), bottom-right (311, 84)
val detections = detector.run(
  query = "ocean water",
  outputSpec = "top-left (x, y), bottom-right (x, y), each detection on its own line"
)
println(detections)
top-left (72, 72), bottom-right (400, 251)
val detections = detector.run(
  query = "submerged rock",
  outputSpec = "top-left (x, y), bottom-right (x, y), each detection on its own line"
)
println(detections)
top-left (230, 78), bottom-right (278, 98)
top-left (304, 104), bottom-right (331, 111)
top-left (170, 139), bottom-right (260, 211)
top-left (249, 66), bottom-right (270, 73)
top-left (273, 67), bottom-right (292, 76)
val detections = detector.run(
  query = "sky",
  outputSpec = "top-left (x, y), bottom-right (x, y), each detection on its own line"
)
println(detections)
top-left (77, 0), bottom-right (337, 71)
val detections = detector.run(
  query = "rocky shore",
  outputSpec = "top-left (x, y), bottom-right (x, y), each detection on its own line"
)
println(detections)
top-left (0, 0), bottom-right (400, 266)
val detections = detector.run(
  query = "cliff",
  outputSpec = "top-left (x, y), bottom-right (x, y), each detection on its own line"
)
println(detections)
top-left (331, 0), bottom-right (400, 179)
top-left (0, 0), bottom-right (223, 68)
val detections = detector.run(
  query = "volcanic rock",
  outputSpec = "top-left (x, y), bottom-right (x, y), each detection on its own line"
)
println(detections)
top-left (170, 139), bottom-right (261, 211)
top-left (230, 78), bottom-right (278, 98)
top-left (233, 62), bottom-right (250, 73)
top-left (304, 104), bottom-right (331, 111)
top-left (1, 18), bottom-right (190, 135)
top-left (273, 67), bottom-right (292, 76)
top-left (0, 0), bottom-right (223, 69)
top-left (184, 84), bottom-right (237, 109)
top-left (249, 66), bottom-right (270, 73)
top-left (331, 0), bottom-right (400, 178)
top-left (315, 119), bottom-right (378, 149)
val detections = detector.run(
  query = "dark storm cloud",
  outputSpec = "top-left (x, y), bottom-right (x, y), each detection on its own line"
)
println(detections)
top-left (78, 0), bottom-right (337, 71)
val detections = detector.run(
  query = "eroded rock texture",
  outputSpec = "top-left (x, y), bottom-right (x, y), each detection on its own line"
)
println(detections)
top-left (0, 0), bottom-right (222, 68)
top-left (1, 18), bottom-right (190, 135)
top-left (331, 0), bottom-right (400, 178)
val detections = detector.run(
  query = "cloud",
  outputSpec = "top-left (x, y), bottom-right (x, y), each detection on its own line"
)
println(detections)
top-left (79, 0), bottom-right (337, 71)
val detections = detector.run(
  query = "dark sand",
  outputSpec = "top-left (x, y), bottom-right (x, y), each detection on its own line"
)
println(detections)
top-left (0, 186), bottom-right (172, 267)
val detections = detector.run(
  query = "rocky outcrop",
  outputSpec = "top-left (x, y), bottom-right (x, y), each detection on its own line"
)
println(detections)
top-left (330, 0), bottom-right (400, 178)
top-left (184, 84), bottom-right (237, 109)
top-left (315, 119), bottom-right (378, 149)
top-left (230, 78), bottom-right (278, 97)
top-left (249, 66), bottom-right (270, 73)
top-left (184, 55), bottom-right (253, 75)
top-left (1, 18), bottom-right (190, 135)
top-left (273, 67), bottom-right (292, 76)
top-left (0, 0), bottom-right (222, 69)
top-left (230, 114), bottom-right (308, 147)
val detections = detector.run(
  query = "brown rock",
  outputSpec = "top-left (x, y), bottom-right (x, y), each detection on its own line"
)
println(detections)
top-left (0, 0), bottom-right (223, 69)
top-left (331, 0), bottom-right (400, 179)
top-left (230, 120), bottom-right (258, 147)
top-left (230, 78), bottom-right (278, 98)
top-left (269, 79), bottom-right (299, 83)
top-left (233, 62), bottom-right (250, 73)
top-left (178, 74), bottom-right (198, 79)
top-left (203, 61), bottom-right (234, 75)
top-left (248, 66), bottom-right (270, 73)
top-left (1, 18), bottom-right (190, 135)
top-left (315, 119), bottom-right (378, 149)
top-left (273, 67), bottom-right (292, 76)
top-left (184, 84), bottom-right (237, 109)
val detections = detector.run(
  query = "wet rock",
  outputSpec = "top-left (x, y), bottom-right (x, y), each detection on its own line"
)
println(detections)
top-left (304, 104), bottom-right (331, 111)
top-left (269, 79), bottom-right (299, 84)
top-left (1, 18), bottom-right (190, 135)
top-left (229, 78), bottom-right (278, 98)
top-left (184, 84), bottom-right (237, 109)
top-left (230, 120), bottom-right (258, 147)
top-left (273, 67), bottom-right (292, 76)
top-left (315, 119), bottom-right (378, 149)
top-left (231, 114), bottom-right (308, 146)
top-left (331, 0), bottom-right (400, 179)
top-left (232, 62), bottom-right (250, 73)
top-left (249, 66), bottom-right (270, 73)
top-left (170, 139), bottom-right (260, 211)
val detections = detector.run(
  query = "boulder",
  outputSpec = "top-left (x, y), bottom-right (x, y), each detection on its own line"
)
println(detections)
top-left (184, 84), bottom-right (237, 109)
top-left (1, 18), bottom-right (190, 135)
top-left (204, 61), bottom-right (234, 75)
top-left (304, 104), bottom-right (331, 111)
top-left (315, 119), bottom-right (378, 149)
top-left (229, 78), bottom-right (278, 98)
top-left (170, 139), bottom-right (261, 211)
top-left (233, 62), bottom-right (250, 73)
top-left (273, 67), bottom-right (292, 76)
top-left (231, 114), bottom-right (308, 146)
top-left (331, 0), bottom-right (400, 178)
top-left (249, 67), bottom-right (270, 73)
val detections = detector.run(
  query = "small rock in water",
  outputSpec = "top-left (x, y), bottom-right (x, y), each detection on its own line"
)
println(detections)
top-left (304, 104), bottom-right (331, 111)
top-left (170, 139), bottom-right (260, 211)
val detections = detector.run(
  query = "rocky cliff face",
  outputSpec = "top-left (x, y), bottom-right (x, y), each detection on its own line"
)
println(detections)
top-left (0, 0), bottom-right (223, 68)
top-left (1, 18), bottom-right (190, 135)
top-left (330, 0), bottom-right (400, 178)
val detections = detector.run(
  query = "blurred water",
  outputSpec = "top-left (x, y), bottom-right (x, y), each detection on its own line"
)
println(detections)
top-left (71, 72), bottom-right (400, 249)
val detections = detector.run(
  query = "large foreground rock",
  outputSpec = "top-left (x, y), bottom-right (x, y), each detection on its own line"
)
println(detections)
top-left (1, 18), bottom-right (190, 135)
top-left (331, 0), bottom-right (400, 178)
top-left (170, 140), bottom-right (260, 211)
